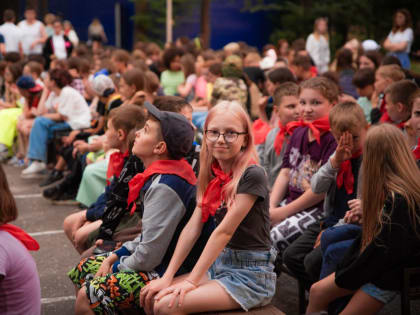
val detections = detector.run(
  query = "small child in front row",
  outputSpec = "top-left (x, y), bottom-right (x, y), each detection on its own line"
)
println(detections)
top-left (140, 101), bottom-right (277, 314)
top-left (283, 101), bottom-right (367, 289)
top-left (306, 124), bottom-right (420, 315)
top-left (259, 82), bottom-right (301, 188)
top-left (270, 77), bottom-right (338, 256)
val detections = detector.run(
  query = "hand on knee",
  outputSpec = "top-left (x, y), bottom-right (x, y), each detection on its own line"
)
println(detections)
top-left (154, 294), bottom-right (178, 315)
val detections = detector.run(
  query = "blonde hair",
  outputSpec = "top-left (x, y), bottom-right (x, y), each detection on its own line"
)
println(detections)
top-left (198, 101), bottom-right (258, 209)
top-left (300, 77), bottom-right (339, 104)
top-left (329, 101), bottom-right (368, 133)
top-left (361, 124), bottom-right (420, 250)
top-left (376, 65), bottom-right (405, 82)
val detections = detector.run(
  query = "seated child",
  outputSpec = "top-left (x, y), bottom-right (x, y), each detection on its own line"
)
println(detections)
top-left (283, 101), bottom-right (367, 289)
top-left (259, 82), bottom-right (301, 188)
top-left (384, 79), bottom-right (418, 131)
top-left (21, 68), bottom-right (91, 178)
top-left (141, 101), bottom-right (277, 314)
top-left (69, 102), bottom-right (208, 314)
top-left (370, 64), bottom-right (405, 124)
top-left (63, 104), bottom-right (146, 254)
top-left (0, 164), bottom-right (41, 315)
top-left (160, 48), bottom-right (184, 96)
top-left (270, 77), bottom-right (338, 257)
top-left (306, 124), bottom-right (420, 315)
top-left (83, 96), bottom-right (199, 254)
top-left (352, 68), bottom-right (375, 123)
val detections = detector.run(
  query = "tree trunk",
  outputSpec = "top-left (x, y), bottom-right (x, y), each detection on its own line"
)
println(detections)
top-left (200, 0), bottom-right (211, 49)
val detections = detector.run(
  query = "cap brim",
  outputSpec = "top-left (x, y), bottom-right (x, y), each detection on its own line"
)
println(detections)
top-left (144, 101), bottom-right (162, 121)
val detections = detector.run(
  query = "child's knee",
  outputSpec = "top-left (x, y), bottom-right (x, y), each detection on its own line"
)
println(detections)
top-left (153, 295), bottom-right (176, 315)
top-left (74, 229), bottom-right (88, 250)
top-left (309, 281), bottom-right (324, 301)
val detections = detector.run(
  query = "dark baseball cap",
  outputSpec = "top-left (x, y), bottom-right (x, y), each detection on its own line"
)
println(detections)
top-left (16, 75), bottom-right (36, 90)
top-left (144, 102), bottom-right (194, 160)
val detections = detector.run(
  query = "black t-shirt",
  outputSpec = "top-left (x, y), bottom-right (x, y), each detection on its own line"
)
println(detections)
top-left (213, 165), bottom-right (271, 251)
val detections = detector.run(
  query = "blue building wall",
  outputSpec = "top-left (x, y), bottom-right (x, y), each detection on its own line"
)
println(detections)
top-left (19, 0), bottom-right (272, 51)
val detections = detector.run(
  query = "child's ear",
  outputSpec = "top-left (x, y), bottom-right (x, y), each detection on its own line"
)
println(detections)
top-left (154, 141), bottom-right (168, 156)
top-left (117, 129), bottom-right (126, 141)
top-left (396, 102), bottom-right (405, 113)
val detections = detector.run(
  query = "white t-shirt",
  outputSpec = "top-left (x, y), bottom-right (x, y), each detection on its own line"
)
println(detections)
top-left (18, 20), bottom-right (44, 55)
top-left (306, 33), bottom-right (330, 74)
top-left (52, 34), bottom-right (67, 59)
top-left (57, 86), bottom-right (91, 130)
top-left (44, 91), bottom-right (59, 113)
top-left (387, 28), bottom-right (414, 53)
top-left (0, 22), bottom-right (23, 53)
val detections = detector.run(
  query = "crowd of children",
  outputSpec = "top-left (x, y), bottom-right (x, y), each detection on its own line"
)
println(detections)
top-left (1, 6), bottom-right (420, 315)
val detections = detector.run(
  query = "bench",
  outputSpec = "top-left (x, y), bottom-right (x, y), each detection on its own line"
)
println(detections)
top-left (202, 304), bottom-right (285, 314)
top-left (401, 267), bottom-right (420, 315)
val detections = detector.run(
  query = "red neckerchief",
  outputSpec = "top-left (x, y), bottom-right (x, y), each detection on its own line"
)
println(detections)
top-left (106, 150), bottom-right (129, 185)
top-left (273, 121), bottom-right (292, 155)
top-left (286, 116), bottom-right (331, 144)
top-left (336, 151), bottom-right (362, 195)
top-left (413, 138), bottom-right (420, 160)
top-left (0, 224), bottom-right (40, 251)
top-left (252, 118), bottom-right (272, 145)
top-left (201, 160), bottom-right (256, 222)
top-left (127, 159), bottom-right (197, 214)
top-left (380, 112), bottom-right (406, 130)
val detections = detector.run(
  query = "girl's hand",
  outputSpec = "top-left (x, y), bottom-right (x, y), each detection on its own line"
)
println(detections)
top-left (154, 280), bottom-right (197, 309)
top-left (344, 199), bottom-right (362, 224)
top-left (331, 132), bottom-right (353, 169)
top-left (140, 276), bottom-right (172, 313)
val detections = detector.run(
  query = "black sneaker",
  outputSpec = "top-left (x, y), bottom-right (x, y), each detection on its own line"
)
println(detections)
top-left (39, 170), bottom-right (63, 187)
top-left (51, 191), bottom-right (78, 205)
top-left (42, 185), bottom-right (61, 200)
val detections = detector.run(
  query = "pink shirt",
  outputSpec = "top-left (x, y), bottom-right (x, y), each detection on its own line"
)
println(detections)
top-left (0, 231), bottom-right (41, 315)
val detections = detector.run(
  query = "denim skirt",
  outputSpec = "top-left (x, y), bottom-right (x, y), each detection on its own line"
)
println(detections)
top-left (208, 247), bottom-right (277, 311)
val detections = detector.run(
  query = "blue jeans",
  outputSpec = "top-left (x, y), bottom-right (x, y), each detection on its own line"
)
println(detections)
top-left (27, 116), bottom-right (71, 162)
top-left (391, 51), bottom-right (410, 69)
top-left (319, 224), bottom-right (361, 279)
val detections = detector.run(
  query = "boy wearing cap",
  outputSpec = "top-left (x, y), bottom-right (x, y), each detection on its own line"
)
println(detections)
top-left (69, 103), bottom-right (209, 314)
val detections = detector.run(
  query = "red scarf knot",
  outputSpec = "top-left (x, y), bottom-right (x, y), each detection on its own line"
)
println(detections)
top-left (252, 119), bottom-right (272, 145)
top-left (380, 112), bottom-right (406, 130)
top-left (336, 150), bottom-right (362, 195)
top-left (127, 159), bottom-right (197, 215)
top-left (106, 150), bottom-right (129, 185)
top-left (274, 121), bottom-right (295, 155)
top-left (285, 116), bottom-right (331, 144)
top-left (413, 137), bottom-right (420, 160)
top-left (0, 224), bottom-right (40, 251)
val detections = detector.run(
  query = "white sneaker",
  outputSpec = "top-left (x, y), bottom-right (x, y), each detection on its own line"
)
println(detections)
top-left (21, 161), bottom-right (47, 178)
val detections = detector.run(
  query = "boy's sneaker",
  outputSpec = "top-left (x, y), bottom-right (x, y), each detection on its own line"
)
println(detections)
top-left (42, 185), bottom-right (61, 200)
top-left (39, 170), bottom-right (63, 187)
top-left (51, 191), bottom-right (78, 205)
top-left (21, 161), bottom-right (47, 178)
top-left (8, 156), bottom-right (25, 168)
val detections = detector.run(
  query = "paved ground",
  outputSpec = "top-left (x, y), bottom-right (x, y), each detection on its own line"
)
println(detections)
top-left (5, 164), bottom-right (420, 314)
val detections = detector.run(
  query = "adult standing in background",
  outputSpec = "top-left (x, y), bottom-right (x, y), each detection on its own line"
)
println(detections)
top-left (0, 10), bottom-right (23, 54)
top-left (43, 13), bottom-right (56, 38)
top-left (18, 8), bottom-right (47, 56)
top-left (88, 18), bottom-right (107, 53)
top-left (383, 9), bottom-right (414, 69)
top-left (306, 17), bottom-right (330, 74)
top-left (64, 20), bottom-right (79, 47)
top-left (43, 20), bottom-right (73, 69)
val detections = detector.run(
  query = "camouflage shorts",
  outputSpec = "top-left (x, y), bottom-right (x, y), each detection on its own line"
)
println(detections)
top-left (68, 254), bottom-right (159, 314)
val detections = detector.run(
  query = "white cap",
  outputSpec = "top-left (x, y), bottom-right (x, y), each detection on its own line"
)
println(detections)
top-left (362, 39), bottom-right (380, 51)
top-left (91, 75), bottom-right (115, 97)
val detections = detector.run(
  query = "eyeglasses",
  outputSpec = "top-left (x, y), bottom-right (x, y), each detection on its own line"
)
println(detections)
top-left (205, 130), bottom-right (247, 143)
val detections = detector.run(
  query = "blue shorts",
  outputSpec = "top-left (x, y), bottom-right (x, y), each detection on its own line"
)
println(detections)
top-left (361, 283), bottom-right (397, 304)
top-left (208, 247), bottom-right (277, 311)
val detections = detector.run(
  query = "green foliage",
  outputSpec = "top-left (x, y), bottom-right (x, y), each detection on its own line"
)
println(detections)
top-left (243, 0), bottom-right (420, 55)
top-left (131, 0), bottom-right (196, 45)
